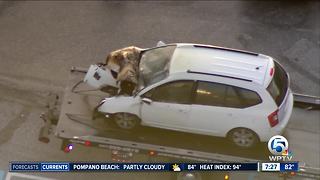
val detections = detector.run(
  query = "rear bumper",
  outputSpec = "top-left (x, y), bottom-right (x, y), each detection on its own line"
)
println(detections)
top-left (261, 92), bottom-right (294, 142)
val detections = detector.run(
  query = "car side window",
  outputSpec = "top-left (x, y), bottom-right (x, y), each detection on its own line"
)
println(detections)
top-left (144, 80), bottom-right (194, 104)
top-left (227, 86), bottom-right (262, 108)
top-left (195, 81), bottom-right (226, 107)
top-left (225, 86), bottom-right (242, 108)
top-left (195, 81), bottom-right (262, 108)
top-left (141, 88), bottom-right (153, 99)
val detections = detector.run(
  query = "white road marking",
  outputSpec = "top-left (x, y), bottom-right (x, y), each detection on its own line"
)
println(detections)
top-left (0, 171), bottom-right (5, 180)
top-left (5, 172), bottom-right (58, 180)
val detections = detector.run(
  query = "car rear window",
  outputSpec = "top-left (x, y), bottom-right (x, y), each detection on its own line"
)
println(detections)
top-left (267, 61), bottom-right (289, 106)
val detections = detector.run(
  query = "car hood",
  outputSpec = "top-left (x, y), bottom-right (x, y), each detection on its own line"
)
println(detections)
top-left (84, 64), bottom-right (119, 89)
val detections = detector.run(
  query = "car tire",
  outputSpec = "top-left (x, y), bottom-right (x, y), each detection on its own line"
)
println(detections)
top-left (113, 113), bottom-right (140, 130)
top-left (227, 128), bottom-right (259, 148)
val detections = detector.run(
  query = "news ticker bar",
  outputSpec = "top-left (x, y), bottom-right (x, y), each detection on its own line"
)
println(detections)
top-left (9, 162), bottom-right (298, 172)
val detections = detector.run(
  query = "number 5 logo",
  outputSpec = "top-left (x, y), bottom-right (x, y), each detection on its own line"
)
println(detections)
top-left (268, 135), bottom-right (288, 155)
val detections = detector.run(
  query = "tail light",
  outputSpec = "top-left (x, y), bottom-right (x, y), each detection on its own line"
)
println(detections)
top-left (84, 141), bottom-right (91, 146)
top-left (270, 67), bottom-right (274, 76)
top-left (148, 150), bottom-right (157, 156)
top-left (268, 109), bottom-right (279, 127)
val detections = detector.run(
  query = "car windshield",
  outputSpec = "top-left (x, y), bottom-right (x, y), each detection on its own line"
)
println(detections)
top-left (139, 45), bottom-right (176, 88)
top-left (267, 61), bottom-right (288, 106)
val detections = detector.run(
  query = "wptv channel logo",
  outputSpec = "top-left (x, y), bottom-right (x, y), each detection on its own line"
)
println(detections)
top-left (268, 135), bottom-right (293, 161)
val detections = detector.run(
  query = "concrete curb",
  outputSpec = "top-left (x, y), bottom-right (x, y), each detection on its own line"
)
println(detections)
top-left (0, 170), bottom-right (5, 180)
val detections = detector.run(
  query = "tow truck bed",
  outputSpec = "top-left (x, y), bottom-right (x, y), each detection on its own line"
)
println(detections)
top-left (54, 70), bottom-right (272, 162)
top-left (41, 67), bottom-right (320, 179)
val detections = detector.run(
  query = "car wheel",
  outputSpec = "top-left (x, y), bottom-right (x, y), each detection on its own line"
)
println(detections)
top-left (113, 113), bottom-right (140, 130)
top-left (228, 128), bottom-right (259, 148)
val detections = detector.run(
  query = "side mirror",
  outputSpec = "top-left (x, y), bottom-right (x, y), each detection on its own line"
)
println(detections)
top-left (156, 41), bottom-right (166, 47)
top-left (141, 98), bottom-right (152, 105)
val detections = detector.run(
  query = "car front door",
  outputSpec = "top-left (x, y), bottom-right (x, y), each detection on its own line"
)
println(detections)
top-left (140, 80), bottom-right (195, 131)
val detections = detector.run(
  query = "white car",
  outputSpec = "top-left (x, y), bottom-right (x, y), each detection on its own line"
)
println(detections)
top-left (96, 43), bottom-right (293, 148)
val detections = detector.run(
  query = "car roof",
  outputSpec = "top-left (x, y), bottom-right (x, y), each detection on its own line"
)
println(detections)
top-left (169, 43), bottom-right (274, 87)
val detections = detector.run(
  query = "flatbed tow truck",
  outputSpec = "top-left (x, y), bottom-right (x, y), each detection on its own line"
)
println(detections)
top-left (39, 65), bottom-right (320, 180)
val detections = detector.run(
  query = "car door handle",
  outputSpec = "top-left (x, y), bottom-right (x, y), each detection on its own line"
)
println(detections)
top-left (178, 109), bottom-right (187, 113)
top-left (141, 98), bottom-right (152, 105)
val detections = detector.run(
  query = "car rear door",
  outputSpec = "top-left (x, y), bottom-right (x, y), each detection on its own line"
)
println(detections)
top-left (267, 61), bottom-right (291, 123)
top-left (189, 81), bottom-right (263, 136)
top-left (189, 81), bottom-right (230, 136)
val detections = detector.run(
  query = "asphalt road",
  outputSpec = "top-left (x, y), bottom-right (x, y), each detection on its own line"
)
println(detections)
top-left (0, 1), bottom-right (319, 180)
